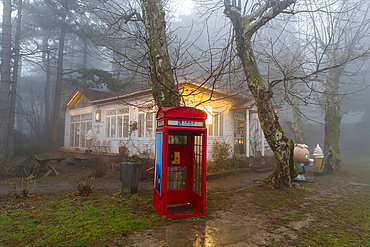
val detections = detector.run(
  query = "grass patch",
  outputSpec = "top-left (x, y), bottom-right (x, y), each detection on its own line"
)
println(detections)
top-left (0, 191), bottom-right (170, 246)
top-left (206, 192), bottom-right (233, 211)
top-left (299, 188), bottom-right (370, 246)
top-left (297, 154), bottom-right (370, 246)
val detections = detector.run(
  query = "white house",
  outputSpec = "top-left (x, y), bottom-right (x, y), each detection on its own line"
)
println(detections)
top-left (61, 78), bottom-right (269, 159)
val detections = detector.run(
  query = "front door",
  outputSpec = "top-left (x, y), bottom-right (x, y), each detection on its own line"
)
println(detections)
top-left (234, 118), bottom-right (245, 155)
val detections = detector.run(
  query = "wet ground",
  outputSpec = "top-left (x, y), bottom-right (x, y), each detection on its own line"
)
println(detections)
top-left (0, 163), bottom-right (331, 246)
top-left (0, 162), bottom-right (268, 195)
top-left (124, 172), bottom-right (304, 247)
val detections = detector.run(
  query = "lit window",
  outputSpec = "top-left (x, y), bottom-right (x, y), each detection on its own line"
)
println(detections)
top-left (207, 113), bottom-right (224, 137)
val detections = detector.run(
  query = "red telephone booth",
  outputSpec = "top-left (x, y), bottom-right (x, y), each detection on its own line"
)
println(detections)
top-left (154, 107), bottom-right (207, 219)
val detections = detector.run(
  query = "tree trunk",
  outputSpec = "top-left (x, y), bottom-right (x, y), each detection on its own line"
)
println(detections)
top-left (141, 0), bottom-right (180, 108)
top-left (323, 58), bottom-right (343, 174)
top-left (243, 40), bottom-right (297, 188)
top-left (51, 18), bottom-right (66, 153)
top-left (224, 0), bottom-right (298, 188)
top-left (43, 29), bottom-right (51, 148)
top-left (0, 0), bottom-right (12, 162)
top-left (16, 62), bottom-right (23, 134)
top-left (8, 0), bottom-right (23, 157)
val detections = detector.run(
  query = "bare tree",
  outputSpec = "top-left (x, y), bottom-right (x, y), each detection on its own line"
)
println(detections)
top-left (8, 0), bottom-right (24, 157)
top-left (140, 0), bottom-right (181, 107)
top-left (0, 0), bottom-right (13, 163)
top-left (222, 0), bottom-right (298, 188)
top-left (304, 0), bottom-right (370, 173)
top-left (51, 14), bottom-right (67, 153)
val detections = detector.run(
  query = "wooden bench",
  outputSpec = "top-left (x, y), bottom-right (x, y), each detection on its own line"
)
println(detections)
top-left (35, 157), bottom-right (65, 177)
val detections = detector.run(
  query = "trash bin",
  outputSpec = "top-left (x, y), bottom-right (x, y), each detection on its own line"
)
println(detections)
top-left (121, 162), bottom-right (141, 194)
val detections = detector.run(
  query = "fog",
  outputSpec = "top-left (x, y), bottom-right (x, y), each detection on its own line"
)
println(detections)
top-left (1, 0), bottom-right (369, 157)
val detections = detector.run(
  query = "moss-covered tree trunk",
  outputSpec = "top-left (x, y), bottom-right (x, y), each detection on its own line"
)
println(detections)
top-left (323, 54), bottom-right (343, 174)
top-left (141, 0), bottom-right (180, 107)
top-left (224, 0), bottom-right (298, 188)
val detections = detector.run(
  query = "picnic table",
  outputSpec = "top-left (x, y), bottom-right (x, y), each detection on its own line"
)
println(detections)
top-left (35, 157), bottom-right (65, 177)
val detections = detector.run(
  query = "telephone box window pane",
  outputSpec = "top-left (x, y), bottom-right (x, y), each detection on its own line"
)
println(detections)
top-left (167, 166), bottom-right (187, 190)
top-left (168, 135), bottom-right (187, 145)
top-left (193, 135), bottom-right (203, 195)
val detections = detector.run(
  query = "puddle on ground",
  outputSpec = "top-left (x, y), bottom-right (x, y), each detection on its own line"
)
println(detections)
top-left (152, 218), bottom-right (259, 247)
top-left (129, 207), bottom-right (278, 247)
top-left (349, 182), bottom-right (370, 186)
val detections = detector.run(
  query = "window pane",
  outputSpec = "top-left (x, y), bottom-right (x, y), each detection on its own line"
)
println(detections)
top-left (81, 122), bottom-right (86, 147)
top-left (111, 117), bottom-right (116, 138)
top-left (123, 116), bottom-right (129, 138)
top-left (145, 113), bottom-right (153, 138)
top-left (207, 124), bottom-right (213, 136)
top-left (118, 116), bottom-right (123, 138)
top-left (75, 123), bottom-right (80, 147)
top-left (118, 108), bottom-right (129, 114)
top-left (81, 113), bottom-right (92, 121)
top-left (220, 114), bottom-right (224, 136)
top-left (169, 135), bottom-right (187, 145)
top-left (71, 115), bottom-right (80, 122)
top-left (70, 123), bottom-right (74, 147)
top-left (106, 109), bottom-right (116, 116)
top-left (138, 114), bottom-right (144, 138)
top-left (193, 135), bottom-right (203, 195)
top-left (214, 115), bottom-right (219, 136)
top-left (106, 117), bottom-right (110, 138)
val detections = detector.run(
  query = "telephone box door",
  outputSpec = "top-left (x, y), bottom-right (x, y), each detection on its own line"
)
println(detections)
top-left (191, 134), bottom-right (206, 213)
top-left (167, 132), bottom-right (192, 204)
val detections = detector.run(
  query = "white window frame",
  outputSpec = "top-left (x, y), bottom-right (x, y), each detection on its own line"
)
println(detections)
top-left (117, 108), bottom-right (130, 139)
top-left (70, 113), bottom-right (92, 148)
top-left (137, 112), bottom-right (156, 139)
top-left (105, 109), bottom-right (117, 138)
top-left (207, 113), bottom-right (224, 137)
top-left (106, 108), bottom-right (130, 139)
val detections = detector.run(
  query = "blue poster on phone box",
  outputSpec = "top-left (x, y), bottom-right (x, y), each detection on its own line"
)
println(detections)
top-left (154, 132), bottom-right (162, 194)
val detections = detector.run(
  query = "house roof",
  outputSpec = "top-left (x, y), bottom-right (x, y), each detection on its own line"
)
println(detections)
top-left (231, 97), bottom-right (256, 110)
top-left (61, 77), bottom-right (255, 111)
